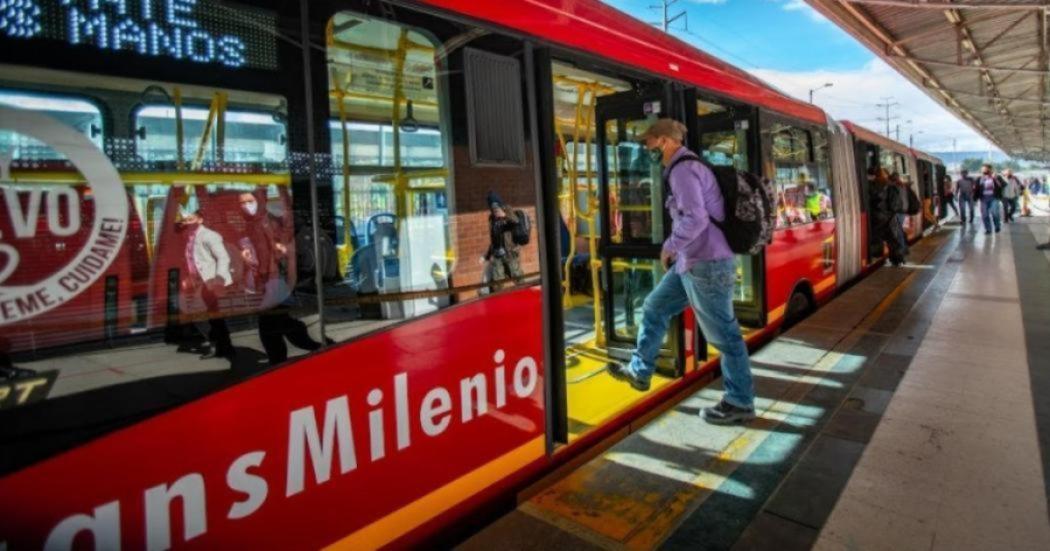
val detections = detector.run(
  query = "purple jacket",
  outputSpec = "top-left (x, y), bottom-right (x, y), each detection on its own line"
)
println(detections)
top-left (662, 147), bottom-right (734, 273)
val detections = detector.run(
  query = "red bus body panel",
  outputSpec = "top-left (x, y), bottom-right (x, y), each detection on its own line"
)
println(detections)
top-left (765, 220), bottom-right (837, 323)
top-left (416, 0), bottom-right (826, 125)
top-left (0, 289), bottom-right (545, 549)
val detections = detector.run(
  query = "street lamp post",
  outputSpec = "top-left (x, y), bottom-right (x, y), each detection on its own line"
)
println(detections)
top-left (910, 130), bottom-right (924, 149)
top-left (808, 82), bottom-right (833, 104)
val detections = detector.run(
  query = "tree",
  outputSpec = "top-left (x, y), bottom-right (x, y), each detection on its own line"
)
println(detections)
top-left (960, 157), bottom-right (1020, 172)
top-left (961, 158), bottom-right (984, 172)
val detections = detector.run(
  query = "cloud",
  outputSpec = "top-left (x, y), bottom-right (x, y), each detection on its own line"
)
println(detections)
top-left (778, 0), bottom-right (829, 23)
top-left (687, 0), bottom-right (727, 4)
top-left (749, 59), bottom-right (1000, 153)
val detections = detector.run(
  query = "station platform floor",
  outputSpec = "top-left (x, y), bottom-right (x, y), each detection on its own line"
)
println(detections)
top-left (459, 215), bottom-right (1050, 551)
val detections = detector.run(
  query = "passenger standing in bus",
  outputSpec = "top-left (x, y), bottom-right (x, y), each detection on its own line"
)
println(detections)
top-left (179, 208), bottom-right (235, 360)
top-left (606, 119), bottom-right (755, 425)
top-left (978, 164), bottom-right (1004, 235)
top-left (955, 169), bottom-right (976, 225)
top-left (237, 192), bottom-right (324, 365)
top-left (483, 191), bottom-right (525, 289)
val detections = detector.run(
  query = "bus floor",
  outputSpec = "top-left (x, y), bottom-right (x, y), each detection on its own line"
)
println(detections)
top-left (562, 294), bottom-right (760, 441)
top-left (460, 217), bottom-right (1050, 551)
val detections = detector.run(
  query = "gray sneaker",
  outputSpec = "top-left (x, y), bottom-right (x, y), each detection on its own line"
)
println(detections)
top-left (702, 399), bottom-right (756, 425)
top-left (606, 362), bottom-right (650, 392)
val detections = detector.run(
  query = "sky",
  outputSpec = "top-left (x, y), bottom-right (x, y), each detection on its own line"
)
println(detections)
top-left (601, 0), bottom-right (1001, 154)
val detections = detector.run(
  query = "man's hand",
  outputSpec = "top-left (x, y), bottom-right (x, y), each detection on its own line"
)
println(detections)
top-left (660, 249), bottom-right (675, 271)
top-left (275, 242), bottom-right (287, 256)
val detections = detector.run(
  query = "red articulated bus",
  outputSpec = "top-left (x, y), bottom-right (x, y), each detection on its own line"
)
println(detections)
top-left (0, 1), bottom-right (942, 549)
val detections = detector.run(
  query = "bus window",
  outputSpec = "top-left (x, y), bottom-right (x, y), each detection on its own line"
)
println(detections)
top-left (697, 99), bottom-right (749, 171)
top-left (769, 123), bottom-right (833, 227)
top-left (0, 90), bottom-right (103, 157)
top-left (325, 10), bottom-right (453, 339)
top-left (0, 67), bottom-right (304, 422)
top-left (812, 128), bottom-right (835, 220)
top-left (134, 105), bottom-right (288, 165)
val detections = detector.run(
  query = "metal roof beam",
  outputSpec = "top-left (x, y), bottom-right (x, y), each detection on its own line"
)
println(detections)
top-left (888, 55), bottom-right (1050, 75)
top-left (812, 0), bottom-right (997, 143)
top-left (846, 1), bottom-right (1045, 11)
top-left (893, 12), bottom-right (999, 47)
top-left (947, 4), bottom-right (1025, 149)
top-left (979, 11), bottom-right (1034, 52)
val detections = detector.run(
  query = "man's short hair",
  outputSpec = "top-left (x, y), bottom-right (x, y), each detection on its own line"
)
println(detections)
top-left (638, 118), bottom-right (687, 142)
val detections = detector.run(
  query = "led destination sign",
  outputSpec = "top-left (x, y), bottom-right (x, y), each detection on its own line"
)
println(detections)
top-left (0, 0), bottom-right (278, 69)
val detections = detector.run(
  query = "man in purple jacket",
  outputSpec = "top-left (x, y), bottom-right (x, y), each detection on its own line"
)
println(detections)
top-left (608, 118), bottom-right (755, 424)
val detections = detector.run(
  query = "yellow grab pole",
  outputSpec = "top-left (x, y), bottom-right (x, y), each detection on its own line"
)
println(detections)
top-left (191, 94), bottom-right (219, 171)
top-left (391, 30), bottom-right (409, 220)
top-left (337, 87), bottom-right (354, 256)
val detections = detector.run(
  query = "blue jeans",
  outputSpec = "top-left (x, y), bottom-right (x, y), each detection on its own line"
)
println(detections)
top-left (958, 195), bottom-right (974, 222)
top-left (895, 213), bottom-right (909, 249)
top-left (980, 196), bottom-right (1001, 232)
top-left (627, 258), bottom-right (755, 408)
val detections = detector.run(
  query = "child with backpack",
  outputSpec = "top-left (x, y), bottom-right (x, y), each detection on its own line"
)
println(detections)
top-left (606, 118), bottom-right (772, 425)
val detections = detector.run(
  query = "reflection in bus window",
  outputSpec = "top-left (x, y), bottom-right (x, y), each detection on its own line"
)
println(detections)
top-left (325, 10), bottom-right (452, 340)
top-left (0, 68), bottom-right (309, 436)
top-left (0, 90), bottom-right (104, 158)
top-left (134, 105), bottom-right (288, 165)
top-left (768, 123), bottom-right (834, 228)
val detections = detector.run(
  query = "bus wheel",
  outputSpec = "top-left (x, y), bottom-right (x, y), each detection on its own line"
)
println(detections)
top-left (783, 289), bottom-right (813, 330)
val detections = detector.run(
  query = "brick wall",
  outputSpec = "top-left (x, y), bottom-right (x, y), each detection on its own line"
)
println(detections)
top-left (448, 145), bottom-right (540, 289)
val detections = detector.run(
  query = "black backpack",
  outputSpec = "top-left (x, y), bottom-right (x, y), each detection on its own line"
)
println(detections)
top-left (666, 154), bottom-right (775, 255)
top-left (511, 209), bottom-right (531, 246)
top-left (905, 186), bottom-right (920, 215)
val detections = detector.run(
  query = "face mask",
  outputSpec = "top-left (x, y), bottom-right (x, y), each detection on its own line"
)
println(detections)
top-left (242, 201), bottom-right (259, 216)
top-left (648, 144), bottom-right (663, 163)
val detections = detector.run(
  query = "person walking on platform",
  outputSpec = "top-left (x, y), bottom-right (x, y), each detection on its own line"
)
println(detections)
top-left (977, 164), bottom-right (1004, 234)
top-left (237, 191), bottom-right (324, 365)
top-left (941, 174), bottom-right (958, 219)
top-left (1001, 169), bottom-right (1022, 223)
top-left (606, 118), bottom-right (755, 425)
top-left (955, 169), bottom-right (976, 225)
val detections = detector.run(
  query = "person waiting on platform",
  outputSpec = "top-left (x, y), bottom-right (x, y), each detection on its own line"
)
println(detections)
top-left (871, 168), bottom-right (908, 266)
top-left (605, 118), bottom-right (755, 425)
top-left (483, 191), bottom-right (525, 289)
top-left (887, 172), bottom-right (911, 261)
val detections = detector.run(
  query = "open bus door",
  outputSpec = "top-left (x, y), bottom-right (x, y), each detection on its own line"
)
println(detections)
top-left (687, 96), bottom-right (764, 329)
top-left (594, 86), bottom-right (683, 376)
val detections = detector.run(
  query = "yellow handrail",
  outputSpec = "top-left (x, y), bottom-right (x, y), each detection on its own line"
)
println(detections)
top-left (9, 170), bottom-right (291, 186)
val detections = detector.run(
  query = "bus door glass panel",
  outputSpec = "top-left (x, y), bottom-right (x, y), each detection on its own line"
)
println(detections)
top-left (325, 10), bottom-right (453, 328)
top-left (595, 91), bottom-right (677, 369)
top-left (695, 100), bottom-right (762, 324)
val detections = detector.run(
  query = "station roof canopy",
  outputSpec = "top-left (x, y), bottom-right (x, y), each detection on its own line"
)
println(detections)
top-left (806, 1), bottom-right (1050, 160)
